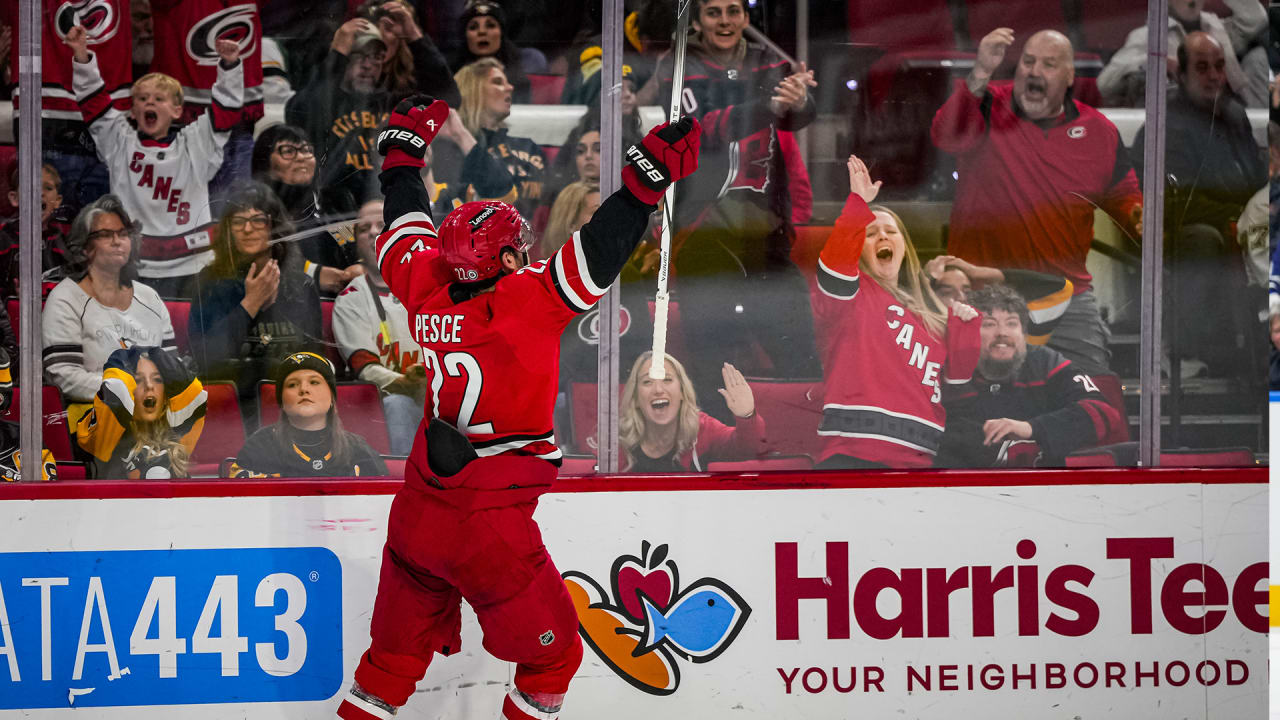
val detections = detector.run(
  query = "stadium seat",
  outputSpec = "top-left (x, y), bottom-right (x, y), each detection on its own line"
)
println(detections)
top-left (568, 382), bottom-right (602, 454)
top-left (0, 385), bottom-right (73, 460)
top-left (319, 299), bottom-right (345, 376)
top-left (55, 461), bottom-right (87, 480)
top-left (164, 300), bottom-right (192, 354)
top-left (189, 381), bottom-right (245, 477)
top-left (963, 0), bottom-right (1069, 62)
top-left (1159, 447), bottom-right (1256, 467)
top-left (0, 145), bottom-right (15, 216)
top-left (381, 457), bottom-right (406, 477)
top-left (559, 454), bottom-right (598, 474)
top-left (745, 378), bottom-right (824, 458)
top-left (257, 380), bottom-right (391, 455)
top-left (1077, 0), bottom-right (1148, 58)
top-left (847, 0), bottom-right (958, 51)
top-left (706, 455), bottom-right (814, 472)
top-left (528, 74), bottom-right (567, 105)
top-left (1064, 441), bottom-right (1137, 468)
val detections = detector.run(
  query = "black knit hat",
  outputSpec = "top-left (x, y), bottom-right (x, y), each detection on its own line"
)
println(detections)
top-left (461, 0), bottom-right (507, 30)
top-left (275, 351), bottom-right (337, 406)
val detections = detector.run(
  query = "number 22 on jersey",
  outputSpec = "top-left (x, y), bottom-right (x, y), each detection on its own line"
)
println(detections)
top-left (422, 348), bottom-right (494, 434)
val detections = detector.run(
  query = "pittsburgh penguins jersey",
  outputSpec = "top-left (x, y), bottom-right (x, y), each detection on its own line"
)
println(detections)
top-left (0, 352), bottom-right (55, 482)
top-left (0, 424), bottom-right (57, 483)
top-left (75, 347), bottom-right (207, 479)
top-left (812, 194), bottom-right (981, 468)
top-left (332, 273), bottom-right (424, 389)
top-left (374, 165), bottom-right (655, 466)
top-left (73, 50), bottom-right (244, 278)
top-left (3, 0), bottom-right (133, 121)
top-left (150, 0), bottom-right (265, 124)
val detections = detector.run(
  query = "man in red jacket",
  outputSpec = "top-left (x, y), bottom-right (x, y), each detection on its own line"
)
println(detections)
top-left (931, 28), bottom-right (1143, 379)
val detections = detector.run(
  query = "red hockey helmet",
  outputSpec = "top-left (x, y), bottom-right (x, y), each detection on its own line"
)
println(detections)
top-left (438, 201), bottom-right (534, 284)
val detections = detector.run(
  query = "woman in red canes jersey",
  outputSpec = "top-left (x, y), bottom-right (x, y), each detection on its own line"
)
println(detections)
top-left (812, 156), bottom-right (982, 470)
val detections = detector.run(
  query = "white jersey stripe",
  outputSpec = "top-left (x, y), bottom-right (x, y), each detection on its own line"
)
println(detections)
top-left (569, 231), bottom-right (608, 297)
top-left (552, 249), bottom-right (593, 312)
top-left (815, 430), bottom-right (938, 455)
top-left (166, 388), bottom-right (208, 428)
top-left (103, 377), bottom-right (135, 415)
top-left (818, 257), bottom-right (858, 282)
top-left (474, 435), bottom-right (557, 457)
top-left (342, 692), bottom-right (395, 720)
top-left (376, 220), bottom-right (436, 269)
top-left (506, 688), bottom-right (559, 720)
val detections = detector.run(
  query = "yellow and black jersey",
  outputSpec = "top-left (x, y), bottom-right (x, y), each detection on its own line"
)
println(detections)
top-left (0, 422), bottom-right (56, 482)
top-left (76, 347), bottom-right (206, 479)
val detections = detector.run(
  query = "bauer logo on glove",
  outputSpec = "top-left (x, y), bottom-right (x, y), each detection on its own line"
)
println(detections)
top-left (378, 128), bottom-right (428, 150)
top-left (624, 145), bottom-right (668, 186)
top-left (377, 94), bottom-right (450, 171)
top-left (621, 115), bottom-right (702, 205)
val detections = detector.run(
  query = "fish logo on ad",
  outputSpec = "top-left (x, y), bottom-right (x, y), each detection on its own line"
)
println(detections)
top-left (562, 542), bottom-right (750, 695)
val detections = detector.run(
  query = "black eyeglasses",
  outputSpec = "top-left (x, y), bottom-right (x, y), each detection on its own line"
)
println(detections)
top-left (274, 143), bottom-right (315, 159)
top-left (87, 229), bottom-right (131, 242)
top-left (229, 215), bottom-right (270, 230)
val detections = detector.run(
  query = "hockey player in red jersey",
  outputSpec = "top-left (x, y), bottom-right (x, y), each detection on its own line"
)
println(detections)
top-left (336, 97), bottom-right (700, 720)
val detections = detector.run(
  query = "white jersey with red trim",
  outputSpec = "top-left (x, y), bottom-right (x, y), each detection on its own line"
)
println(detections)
top-left (332, 274), bottom-right (423, 390)
top-left (4, 0), bottom-right (133, 120)
top-left (149, 0), bottom-right (265, 124)
top-left (812, 194), bottom-right (981, 468)
top-left (73, 51), bottom-right (244, 279)
top-left (376, 216), bottom-right (612, 463)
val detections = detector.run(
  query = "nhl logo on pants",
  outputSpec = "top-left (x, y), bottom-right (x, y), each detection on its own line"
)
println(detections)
top-left (539, 630), bottom-right (555, 646)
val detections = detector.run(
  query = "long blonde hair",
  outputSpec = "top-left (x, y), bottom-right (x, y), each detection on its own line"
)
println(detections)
top-left (539, 181), bottom-right (598, 260)
top-left (865, 204), bottom-right (948, 338)
top-left (619, 352), bottom-right (702, 470)
top-left (129, 417), bottom-right (191, 478)
top-left (128, 350), bottom-right (190, 478)
top-left (454, 57), bottom-right (506, 135)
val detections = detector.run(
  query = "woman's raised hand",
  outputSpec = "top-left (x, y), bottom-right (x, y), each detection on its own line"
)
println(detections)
top-left (718, 362), bottom-right (756, 419)
top-left (847, 154), bottom-right (882, 205)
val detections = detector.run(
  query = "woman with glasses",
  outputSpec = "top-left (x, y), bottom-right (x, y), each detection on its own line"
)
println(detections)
top-left (42, 195), bottom-right (177, 424)
top-left (252, 124), bottom-right (364, 296)
top-left (188, 183), bottom-right (323, 419)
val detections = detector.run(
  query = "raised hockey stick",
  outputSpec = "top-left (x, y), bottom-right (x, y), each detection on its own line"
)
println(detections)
top-left (648, 0), bottom-right (693, 380)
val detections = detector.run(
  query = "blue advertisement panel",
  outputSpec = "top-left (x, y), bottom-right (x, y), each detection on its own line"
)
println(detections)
top-left (0, 548), bottom-right (343, 709)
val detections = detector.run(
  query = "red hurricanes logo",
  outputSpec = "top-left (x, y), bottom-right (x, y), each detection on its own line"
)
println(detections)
top-left (54, 0), bottom-right (121, 44)
top-left (576, 306), bottom-right (632, 345)
top-left (186, 4), bottom-right (257, 66)
top-left (723, 128), bottom-right (773, 195)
